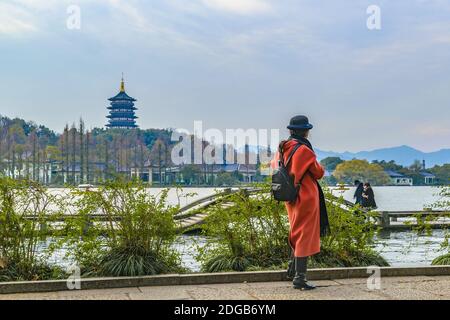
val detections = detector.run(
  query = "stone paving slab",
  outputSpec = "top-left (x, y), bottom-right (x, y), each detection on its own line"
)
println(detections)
top-left (1, 275), bottom-right (449, 300)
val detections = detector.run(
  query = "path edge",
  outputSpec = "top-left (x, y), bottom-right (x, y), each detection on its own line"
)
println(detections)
top-left (1, 265), bottom-right (449, 294)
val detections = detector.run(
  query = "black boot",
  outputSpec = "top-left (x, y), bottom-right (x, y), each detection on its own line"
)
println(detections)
top-left (293, 257), bottom-right (316, 290)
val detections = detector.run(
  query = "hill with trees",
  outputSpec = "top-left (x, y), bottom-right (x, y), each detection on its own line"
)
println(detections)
top-left (0, 115), bottom-right (174, 185)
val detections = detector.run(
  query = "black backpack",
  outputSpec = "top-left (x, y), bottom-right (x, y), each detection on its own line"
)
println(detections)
top-left (271, 142), bottom-right (303, 202)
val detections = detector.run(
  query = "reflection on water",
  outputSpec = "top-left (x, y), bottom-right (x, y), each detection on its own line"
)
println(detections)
top-left (173, 235), bottom-right (207, 272)
top-left (38, 235), bottom-right (209, 272)
top-left (37, 240), bottom-right (74, 268)
top-left (374, 229), bottom-right (447, 267)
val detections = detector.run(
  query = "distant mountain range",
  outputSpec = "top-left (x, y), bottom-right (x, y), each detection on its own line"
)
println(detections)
top-left (242, 144), bottom-right (450, 167)
top-left (315, 145), bottom-right (450, 167)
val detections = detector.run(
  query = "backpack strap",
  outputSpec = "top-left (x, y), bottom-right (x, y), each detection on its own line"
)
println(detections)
top-left (278, 141), bottom-right (288, 166)
top-left (280, 142), bottom-right (309, 187)
top-left (285, 143), bottom-right (302, 167)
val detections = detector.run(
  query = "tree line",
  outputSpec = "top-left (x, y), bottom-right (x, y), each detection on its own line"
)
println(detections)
top-left (0, 115), bottom-right (174, 185)
top-left (320, 157), bottom-right (449, 185)
top-left (0, 115), bottom-right (262, 187)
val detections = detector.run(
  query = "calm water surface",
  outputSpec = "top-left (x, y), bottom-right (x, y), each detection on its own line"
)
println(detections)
top-left (331, 186), bottom-right (442, 211)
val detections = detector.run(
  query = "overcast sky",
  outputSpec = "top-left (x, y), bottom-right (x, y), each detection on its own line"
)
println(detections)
top-left (1, 0), bottom-right (450, 152)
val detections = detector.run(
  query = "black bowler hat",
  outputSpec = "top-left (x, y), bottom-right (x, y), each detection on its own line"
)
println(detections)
top-left (287, 115), bottom-right (313, 130)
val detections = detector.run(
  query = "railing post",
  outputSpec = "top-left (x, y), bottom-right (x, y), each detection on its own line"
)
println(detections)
top-left (240, 189), bottom-right (249, 198)
top-left (381, 211), bottom-right (390, 228)
top-left (39, 222), bottom-right (47, 232)
top-left (416, 214), bottom-right (426, 226)
top-left (39, 222), bottom-right (48, 239)
top-left (83, 217), bottom-right (93, 236)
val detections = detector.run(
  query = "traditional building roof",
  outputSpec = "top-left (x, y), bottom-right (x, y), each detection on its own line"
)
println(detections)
top-left (385, 170), bottom-right (406, 178)
top-left (55, 162), bottom-right (107, 173)
top-left (419, 171), bottom-right (436, 178)
top-left (106, 75), bottom-right (138, 129)
top-left (108, 91), bottom-right (137, 102)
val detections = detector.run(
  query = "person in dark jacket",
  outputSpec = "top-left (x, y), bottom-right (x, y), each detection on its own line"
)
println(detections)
top-left (353, 180), bottom-right (364, 205)
top-left (361, 182), bottom-right (377, 209)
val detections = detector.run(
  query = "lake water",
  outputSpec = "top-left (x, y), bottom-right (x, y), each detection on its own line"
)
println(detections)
top-left (145, 186), bottom-right (444, 212)
top-left (46, 187), bottom-right (227, 213)
top-left (177, 232), bottom-right (448, 272)
top-left (375, 230), bottom-right (446, 267)
top-left (330, 186), bottom-right (443, 211)
top-left (49, 185), bottom-right (443, 211)
top-left (42, 186), bottom-right (448, 271)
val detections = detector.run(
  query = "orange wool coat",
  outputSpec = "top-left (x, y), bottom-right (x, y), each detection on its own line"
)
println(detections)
top-left (272, 140), bottom-right (325, 257)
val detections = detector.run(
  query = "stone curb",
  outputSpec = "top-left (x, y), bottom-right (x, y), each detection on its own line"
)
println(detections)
top-left (0, 266), bottom-right (449, 294)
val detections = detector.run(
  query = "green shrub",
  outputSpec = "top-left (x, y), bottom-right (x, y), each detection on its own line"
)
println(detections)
top-left (310, 247), bottom-right (388, 268)
top-left (0, 177), bottom-right (64, 281)
top-left (93, 245), bottom-right (177, 277)
top-left (197, 185), bottom-right (289, 272)
top-left (197, 184), bottom-right (388, 272)
top-left (314, 189), bottom-right (388, 267)
top-left (61, 179), bottom-right (185, 277)
top-left (203, 254), bottom-right (254, 273)
top-left (432, 253), bottom-right (450, 265)
top-left (0, 259), bottom-right (66, 282)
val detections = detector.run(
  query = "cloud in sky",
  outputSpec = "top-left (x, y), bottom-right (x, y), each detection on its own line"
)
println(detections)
top-left (0, 0), bottom-right (450, 152)
top-left (201, 0), bottom-right (272, 15)
top-left (0, 3), bottom-right (37, 35)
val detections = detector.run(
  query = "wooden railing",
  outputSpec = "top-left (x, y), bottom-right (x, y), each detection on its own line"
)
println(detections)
top-left (376, 210), bottom-right (450, 229)
top-left (21, 187), bottom-right (264, 232)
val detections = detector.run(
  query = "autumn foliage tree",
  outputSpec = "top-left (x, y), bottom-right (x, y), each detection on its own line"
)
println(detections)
top-left (333, 159), bottom-right (390, 185)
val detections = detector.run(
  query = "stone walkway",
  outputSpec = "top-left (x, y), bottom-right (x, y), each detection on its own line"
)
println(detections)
top-left (1, 275), bottom-right (449, 300)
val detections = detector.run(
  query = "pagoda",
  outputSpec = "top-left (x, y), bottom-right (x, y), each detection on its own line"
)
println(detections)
top-left (106, 76), bottom-right (138, 129)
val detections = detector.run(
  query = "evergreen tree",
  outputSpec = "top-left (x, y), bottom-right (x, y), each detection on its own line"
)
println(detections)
top-left (71, 124), bottom-right (76, 184)
top-left (79, 119), bottom-right (85, 184)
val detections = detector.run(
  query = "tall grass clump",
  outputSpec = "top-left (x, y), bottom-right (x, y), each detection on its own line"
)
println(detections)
top-left (0, 177), bottom-right (65, 281)
top-left (197, 183), bottom-right (388, 272)
top-left (197, 185), bottom-right (289, 272)
top-left (61, 179), bottom-right (184, 277)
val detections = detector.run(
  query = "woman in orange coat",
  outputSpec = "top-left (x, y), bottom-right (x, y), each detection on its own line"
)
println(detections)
top-left (274, 115), bottom-right (328, 290)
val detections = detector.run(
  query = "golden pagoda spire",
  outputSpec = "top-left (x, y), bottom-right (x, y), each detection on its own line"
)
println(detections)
top-left (120, 72), bottom-right (125, 92)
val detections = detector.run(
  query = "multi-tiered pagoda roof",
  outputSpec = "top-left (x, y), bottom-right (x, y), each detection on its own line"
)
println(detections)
top-left (106, 77), bottom-right (138, 129)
